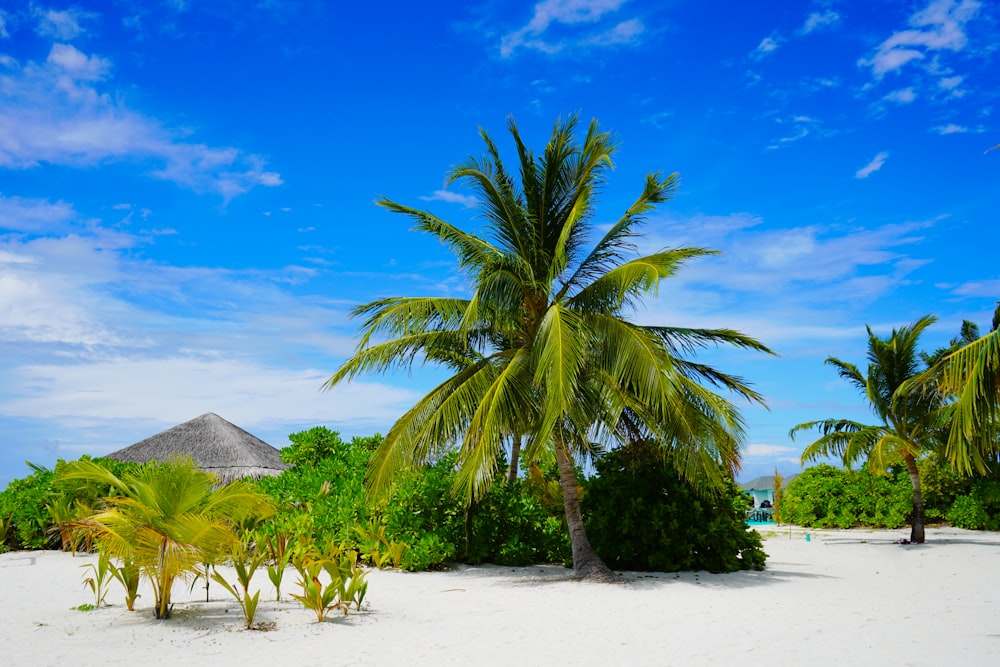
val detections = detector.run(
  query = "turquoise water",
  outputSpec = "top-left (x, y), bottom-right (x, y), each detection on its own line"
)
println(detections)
top-left (746, 520), bottom-right (776, 526)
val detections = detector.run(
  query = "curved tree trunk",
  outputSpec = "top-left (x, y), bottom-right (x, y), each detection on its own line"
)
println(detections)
top-left (507, 435), bottom-right (522, 484)
top-left (903, 453), bottom-right (925, 544)
top-left (553, 439), bottom-right (621, 582)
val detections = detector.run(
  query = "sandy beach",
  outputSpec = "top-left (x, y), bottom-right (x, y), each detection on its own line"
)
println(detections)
top-left (2, 526), bottom-right (998, 666)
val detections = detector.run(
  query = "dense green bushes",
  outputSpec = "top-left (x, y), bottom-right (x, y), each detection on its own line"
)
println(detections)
top-left (779, 460), bottom-right (1000, 530)
top-left (583, 442), bottom-right (767, 573)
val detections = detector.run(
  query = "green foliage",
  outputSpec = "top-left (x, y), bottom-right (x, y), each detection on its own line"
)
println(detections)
top-left (582, 443), bottom-right (768, 573)
top-left (212, 538), bottom-right (269, 630)
top-left (781, 464), bottom-right (913, 529)
top-left (258, 428), bottom-right (378, 545)
top-left (0, 463), bottom-right (57, 550)
top-left (57, 457), bottom-right (274, 620)
top-left (290, 540), bottom-right (368, 622)
top-left (945, 479), bottom-right (1000, 530)
top-left (109, 555), bottom-right (141, 611)
top-left (81, 549), bottom-right (114, 608)
top-left (259, 431), bottom-right (568, 572)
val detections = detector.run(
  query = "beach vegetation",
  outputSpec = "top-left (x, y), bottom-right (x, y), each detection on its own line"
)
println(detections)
top-left (324, 115), bottom-right (771, 581)
top-left (583, 441), bottom-right (767, 572)
top-left (55, 457), bottom-right (274, 619)
top-left (290, 540), bottom-right (368, 622)
top-left (212, 538), bottom-right (268, 630)
top-left (791, 316), bottom-right (945, 543)
top-left (81, 548), bottom-right (115, 608)
top-left (915, 303), bottom-right (1000, 476)
top-left (109, 555), bottom-right (141, 611)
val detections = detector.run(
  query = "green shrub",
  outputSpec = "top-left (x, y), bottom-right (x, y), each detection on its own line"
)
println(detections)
top-left (0, 463), bottom-right (57, 550)
top-left (582, 442), bottom-right (767, 573)
top-left (946, 479), bottom-right (1000, 530)
top-left (780, 464), bottom-right (912, 529)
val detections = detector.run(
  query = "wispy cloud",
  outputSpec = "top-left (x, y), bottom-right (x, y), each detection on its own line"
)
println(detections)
top-left (745, 444), bottom-right (799, 458)
top-left (856, 151), bottom-right (889, 178)
top-left (0, 42), bottom-right (281, 198)
top-left (932, 123), bottom-right (969, 134)
top-left (499, 0), bottom-right (642, 57)
top-left (766, 115), bottom-right (822, 149)
top-left (33, 6), bottom-right (97, 40)
top-left (418, 190), bottom-right (479, 208)
top-left (751, 34), bottom-right (782, 60)
top-left (860, 0), bottom-right (982, 79)
top-left (883, 87), bottom-right (917, 105)
top-left (0, 9), bottom-right (10, 39)
top-left (799, 10), bottom-right (841, 35)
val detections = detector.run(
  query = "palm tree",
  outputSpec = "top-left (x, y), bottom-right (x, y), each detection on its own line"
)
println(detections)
top-left (928, 303), bottom-right (1000, 474)
top-left (326, 116), bottom-right (771, 580)
top-left (790, 316), bottom-right (942, 543)
top-left (57, 457), bottom-right (273, 618)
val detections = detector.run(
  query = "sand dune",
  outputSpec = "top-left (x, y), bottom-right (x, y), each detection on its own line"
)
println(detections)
top-left (2, 526), bottom-right (998, 666)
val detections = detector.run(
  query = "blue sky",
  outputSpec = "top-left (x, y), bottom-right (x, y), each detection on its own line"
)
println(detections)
top-left (1, 0), bottom-right (998, 489)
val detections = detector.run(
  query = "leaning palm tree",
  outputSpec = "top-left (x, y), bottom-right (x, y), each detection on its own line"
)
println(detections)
top-left (326, 115), bottom-right (771, 580)
top-left (57, 457), bottom-right (274, 618)
top-left (790, 316), bottom-right (943, 543)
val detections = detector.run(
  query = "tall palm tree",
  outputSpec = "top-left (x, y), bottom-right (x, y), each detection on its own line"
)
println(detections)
top-left (57, 457), bottom-right (273, 618)
top-left (928, 303), bottom-right (1000, 474)
top-left (790, 316), bottom-right (942, 543)
top-left (326, 116), bottom-right (771, 581)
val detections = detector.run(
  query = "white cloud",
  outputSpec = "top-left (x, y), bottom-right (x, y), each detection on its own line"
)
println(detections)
top-left (860, 0), bottom-right (982, 78)
top-left (950, 278), bottom-right (1000, 297)
top-left (855, 151), bottom-right (889, 178)
top-left (0, 194), bottom-right (76, 232)
top-left (745, 444), bottom-right (798, 458)
top-left (0, 10), bottom-right (9, 39)
top-left (939, 75), bottom-right (964, 89)
top-left (419, 190), bottom-right (479, 208)
top-left (933, 123), bottom-right (968, 134)
top-left (800, 10), bottom-right (841, 34)
top-left (500, 0), bottom-right (640, 57)
top-left (34, 7), bottom-right (96, 40)
top-left (883, 87), bottom-right (917, 104)
top-left (0, 43), bottom-right (281, 198)
top-left (752, 34), bottom-right (782, 59)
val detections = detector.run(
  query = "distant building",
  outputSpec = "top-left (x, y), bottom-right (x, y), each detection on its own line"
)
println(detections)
top-left (739, 474), bottom-right (798, 509)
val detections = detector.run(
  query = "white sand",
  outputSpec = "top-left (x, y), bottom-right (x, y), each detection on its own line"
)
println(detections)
top-left (2, 526), bottom-right (999, 666)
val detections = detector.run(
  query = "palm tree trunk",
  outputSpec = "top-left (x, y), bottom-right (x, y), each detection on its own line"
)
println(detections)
top-left (507, 435), bottom-right (522, 484)
top-left (902, 453), bottom-right (925, 543)
top-left (553, 439), bottom-right (621, 582)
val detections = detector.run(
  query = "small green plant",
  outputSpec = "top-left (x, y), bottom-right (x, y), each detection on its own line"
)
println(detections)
top-left (72, 603), bottom-right (97, 611)
top-left (212, 538), bottom-right (269, 630)
top-left (354, 520), bottom-right (408, 569)
top-left (290, 541), bottom-right (368, 622)
top-left (81, 550), bottom-right (114, 608)
top-left (109, 556), bottom-right (141, 611)
top-left (264, 532), bottom-right (294, 601)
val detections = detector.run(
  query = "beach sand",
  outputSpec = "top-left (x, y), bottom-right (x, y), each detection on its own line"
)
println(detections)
top-left (2, 526), bottom-right (998, 666)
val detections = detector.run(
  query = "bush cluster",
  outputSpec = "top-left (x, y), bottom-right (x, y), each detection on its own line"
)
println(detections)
top-left (780, 460), bottom-right (1000, 530)
top-left (583, 442), bottom-right (767, 573)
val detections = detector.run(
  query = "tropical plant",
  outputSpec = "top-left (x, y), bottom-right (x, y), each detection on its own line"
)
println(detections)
top-left (109, 555), bottom-right (141, 611)
top-left (325, 115), bottom-right (771, 580)
top-left (582, 441), bottom-right (767, 573)
top-left (290, 541), bottom-right (368, 622)
top-left (56, 457), bottom-right (274, 619)
top-left (81, 549), bottom-right (115, 608)
top-left (262, 531), bottom-right (294, 601)
top-left (923, 303), bottom-right (1000, 474)
top-left (790, 316), bottom-right (944, 542)
top-left (212, 538), bottom-right (268, 630)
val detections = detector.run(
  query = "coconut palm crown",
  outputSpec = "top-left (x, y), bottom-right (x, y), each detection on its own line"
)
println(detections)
top-left (326, 115), bottom-right (772, 580)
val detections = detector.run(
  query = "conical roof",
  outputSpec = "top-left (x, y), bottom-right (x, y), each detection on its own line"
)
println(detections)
top-left (105, 413), bottom-right (289, 483)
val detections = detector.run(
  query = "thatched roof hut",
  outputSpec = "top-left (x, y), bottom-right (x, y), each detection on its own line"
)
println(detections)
top-left (105, 413), bottom-right (290, 484)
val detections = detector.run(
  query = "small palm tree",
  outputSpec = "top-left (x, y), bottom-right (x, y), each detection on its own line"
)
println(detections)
top-left (57, 457), bottom-right (273, 619)
top-left (327, 116), bottom-right (771, 580)
top-left (790, 316), bottom-right (942, 543)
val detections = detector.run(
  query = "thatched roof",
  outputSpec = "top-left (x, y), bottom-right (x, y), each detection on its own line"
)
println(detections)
top-left (105, 413), bottom-right (290, 484)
